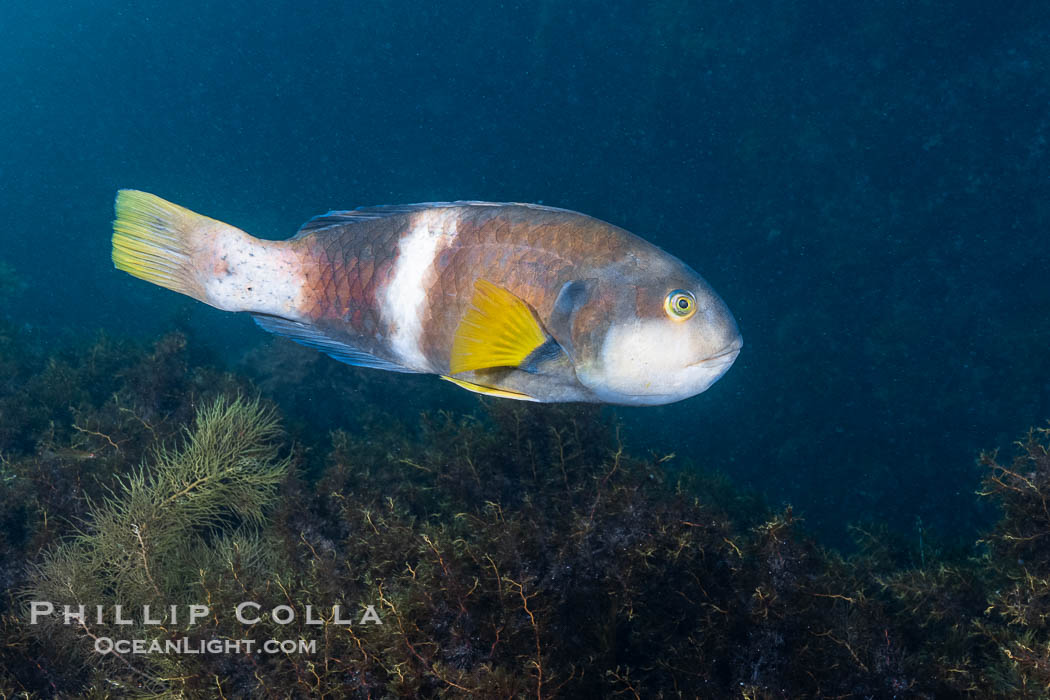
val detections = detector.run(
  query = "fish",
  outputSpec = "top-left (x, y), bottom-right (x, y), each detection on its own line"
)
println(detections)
top-left (112, 190), bottom-right (741, 405)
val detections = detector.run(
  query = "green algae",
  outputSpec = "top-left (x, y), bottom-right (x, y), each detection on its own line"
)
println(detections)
top-left (23, 396), bottom-right (289, 695)
top-left (0, 329), bottom-right (1048, 698)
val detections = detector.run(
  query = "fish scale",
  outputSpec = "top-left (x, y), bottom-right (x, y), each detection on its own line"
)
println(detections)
top-left (417, 207), bottom-right (603, 372)
top-left (112, 190), bottom-right (741, 404)
top-left (301, 218), bottom-right (401, 344)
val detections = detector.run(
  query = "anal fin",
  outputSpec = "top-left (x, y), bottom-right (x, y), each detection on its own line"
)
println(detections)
top-left (252, 314), bottom-right (418, 373)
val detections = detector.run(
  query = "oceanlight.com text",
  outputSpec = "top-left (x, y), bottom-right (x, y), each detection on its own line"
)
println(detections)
top-left (94, 637), bottom-right (317, 655)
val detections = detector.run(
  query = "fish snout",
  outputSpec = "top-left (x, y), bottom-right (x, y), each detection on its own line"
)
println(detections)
top-left (692, 334), bottom-right (743, 368)
top-left (691, 289), bottom-right (741, 363)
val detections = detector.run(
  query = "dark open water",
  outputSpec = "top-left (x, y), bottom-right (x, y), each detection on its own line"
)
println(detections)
top-left (2, 2), bottom-right (1047, 562)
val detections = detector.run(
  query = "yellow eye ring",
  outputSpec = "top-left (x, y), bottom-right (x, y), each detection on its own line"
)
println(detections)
top-left (664, 289), bottom-right (697, 321)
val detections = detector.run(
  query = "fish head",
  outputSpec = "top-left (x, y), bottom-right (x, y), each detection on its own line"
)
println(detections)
top-left (557, 255), bottom-right (742, 406)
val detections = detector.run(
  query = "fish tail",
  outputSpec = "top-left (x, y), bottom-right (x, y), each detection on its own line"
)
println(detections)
top-left (112, 190), bottom-right (302, 315)
top-left (112, 190), bottom-right (215, 304)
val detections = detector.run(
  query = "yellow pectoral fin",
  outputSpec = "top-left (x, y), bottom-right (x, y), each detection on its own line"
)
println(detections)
top-left (441, 376), bottom-right (538, 401)
top-left (450, 278), bottom-right (548, 374)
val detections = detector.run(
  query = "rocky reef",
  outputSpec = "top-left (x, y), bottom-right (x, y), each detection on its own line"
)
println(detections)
top-left (0, 324), bottom-right (1047, 698)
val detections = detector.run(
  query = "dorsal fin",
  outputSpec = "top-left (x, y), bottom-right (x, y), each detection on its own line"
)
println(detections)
top-left (295, 201), bottom-right (586, 236)
top-left (295, 204), bottom-right (441, 236)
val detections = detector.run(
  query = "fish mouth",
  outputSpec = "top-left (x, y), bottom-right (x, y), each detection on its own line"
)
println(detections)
top-left (613, 340), bottom-right (741, 404)
top-left (690, 339), bottom-right (743, 368)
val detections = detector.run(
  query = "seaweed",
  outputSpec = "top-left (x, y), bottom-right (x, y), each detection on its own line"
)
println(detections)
top-left (972, 428), bottom-right (1050, 695)
top-left (0, 328), bottom-right (1049, 698)
top-left (877, 426), bottom-right (1050, 698)
top-left (22, 396), bottom-right (290, 694)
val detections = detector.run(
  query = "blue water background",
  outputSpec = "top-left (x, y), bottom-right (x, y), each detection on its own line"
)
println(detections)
top-left (1, 1), bottom-right (1048, 547)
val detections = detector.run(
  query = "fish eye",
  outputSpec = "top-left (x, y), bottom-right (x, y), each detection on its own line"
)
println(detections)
top-left (664, 289), bottom-right (696, 321)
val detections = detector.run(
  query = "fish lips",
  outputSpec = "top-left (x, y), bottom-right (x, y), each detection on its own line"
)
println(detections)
top-left (689, 339), bottom-right (743, 369)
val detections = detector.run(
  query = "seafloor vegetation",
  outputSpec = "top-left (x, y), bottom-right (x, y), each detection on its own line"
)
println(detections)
top-left (0, 322), bottom-right (1048, 698)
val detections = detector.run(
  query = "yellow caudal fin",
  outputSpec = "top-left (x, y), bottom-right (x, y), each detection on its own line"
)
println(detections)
top-left (450, 279), bottom-right (548, 374)
top-left (112, 190), bottom-right (214, 303)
